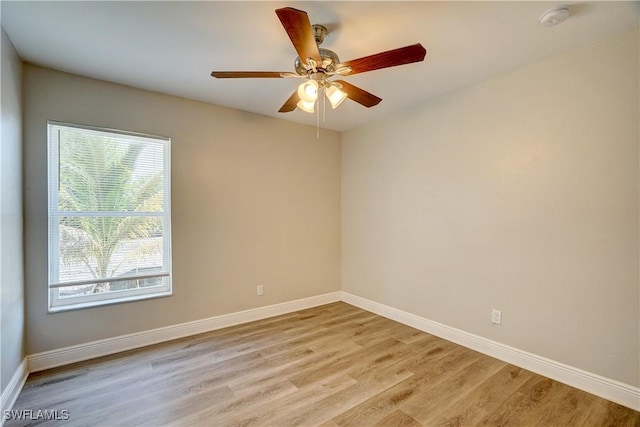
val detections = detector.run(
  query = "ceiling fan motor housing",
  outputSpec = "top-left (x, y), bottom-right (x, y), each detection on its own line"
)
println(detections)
top-left (294, 48), bottom-right (340, 75)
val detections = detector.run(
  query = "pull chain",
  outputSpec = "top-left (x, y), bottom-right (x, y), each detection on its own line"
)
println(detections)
top-left (323, 88), bottom-right (326, 123)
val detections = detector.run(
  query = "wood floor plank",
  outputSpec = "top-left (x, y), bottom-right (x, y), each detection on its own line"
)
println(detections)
top-left (290, 338), bottom-right (404, 388)
top-left (531, 387), bottom-right (598, 427)
top-left (575, 398), bottom-right (640, 427)
top-left (268, 371), bottom-right (414, 427)
top-left (200, 373), bottom-right (359, 427)
top-left (373, 409), bottom-right (422, 427)
top-left (8, 302), bottom-right (639, 427)
top-left (330, 344), bottom-right (481, 426)
top-left (422, 364), bottom-right (536, 426)
top-left (476, 375), bottom-right (564, 426)
top-left (228, 344), bottom-right (362, 398)
top-left (402, 356), bottom-right (508, 424)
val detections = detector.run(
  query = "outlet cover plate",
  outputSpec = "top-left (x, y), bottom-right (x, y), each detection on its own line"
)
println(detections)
top-left (491, 309), bottom-right (502, 325)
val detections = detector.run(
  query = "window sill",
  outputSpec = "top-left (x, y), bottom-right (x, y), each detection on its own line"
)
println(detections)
top-left (48, 290), bottom-right (172, 313)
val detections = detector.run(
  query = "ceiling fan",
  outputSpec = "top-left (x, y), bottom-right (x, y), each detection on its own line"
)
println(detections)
top-left (211, 7), bottom-right (427, 114)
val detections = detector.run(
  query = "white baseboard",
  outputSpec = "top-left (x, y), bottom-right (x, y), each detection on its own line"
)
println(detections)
top-left (341, 291), bottom-right (640, 412)
top-left (1, 358), bottom-right (28, 425)
top-left (28, 291), bottom-right (341, 373)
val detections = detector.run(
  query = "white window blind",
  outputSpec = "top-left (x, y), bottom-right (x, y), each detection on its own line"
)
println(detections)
top-left (48, 122), bottom-right (172, 311)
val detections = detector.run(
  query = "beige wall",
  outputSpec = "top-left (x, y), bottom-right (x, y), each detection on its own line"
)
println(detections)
top-left (23, 65), bottom-right (341, 354)
top-left (1, 28), bottom-right (25, 392)
top-left (342, 29), bottom-right (639, 386)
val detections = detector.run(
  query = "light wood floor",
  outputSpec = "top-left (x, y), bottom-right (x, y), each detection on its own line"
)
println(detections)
top-left (9, 302), bottom-right (640, 426)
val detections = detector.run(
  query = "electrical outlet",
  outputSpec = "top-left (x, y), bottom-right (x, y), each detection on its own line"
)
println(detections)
top-left (491, 309), bottom-right (502, 325)
top-left (257, 285), bottom-right (263, 296)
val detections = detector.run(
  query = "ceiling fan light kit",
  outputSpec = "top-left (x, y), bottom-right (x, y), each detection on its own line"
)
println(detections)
top-left (211, 7), bottom-right (426, 117)
top-left (295, 76), bottom-right (348, 113)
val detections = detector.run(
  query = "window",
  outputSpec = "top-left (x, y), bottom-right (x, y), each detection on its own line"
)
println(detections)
top-left (48, 122), bottom-right (172, 311)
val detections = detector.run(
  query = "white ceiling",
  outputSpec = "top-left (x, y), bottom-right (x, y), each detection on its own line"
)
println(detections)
top-left (2, 1), bottom-right (638, 131)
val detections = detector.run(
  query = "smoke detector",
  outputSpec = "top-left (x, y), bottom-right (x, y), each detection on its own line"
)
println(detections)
top-left (539, 7), bottom-right (570, 27)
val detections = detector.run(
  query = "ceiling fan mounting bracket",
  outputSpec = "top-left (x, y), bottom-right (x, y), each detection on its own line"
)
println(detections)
top-left (312, 24), bottom-right (328, 45)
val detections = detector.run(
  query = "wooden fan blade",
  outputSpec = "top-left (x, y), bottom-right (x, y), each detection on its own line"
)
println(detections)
top-left (275, 7), bottom-right (321, 65)
top-left (336, 43), bottom-right (427, 76)
top-left (334, 80), bottom-right (382, 108)
top-left (278, 90), bottom-right (300, 113)
top-left (211, 71), bottom-right (287, 78)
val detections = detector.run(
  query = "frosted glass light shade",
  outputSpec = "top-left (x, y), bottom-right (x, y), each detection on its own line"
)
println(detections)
top-left (326, 85), bottom-right (347, 109)
top-left (297, 99), bottom-right (315, 113)
top-left (297, 80), bottom-right (319, 103)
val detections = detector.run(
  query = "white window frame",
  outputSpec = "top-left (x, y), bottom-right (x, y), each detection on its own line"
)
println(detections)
top-left (47, 121), bottom-right (172, 312)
